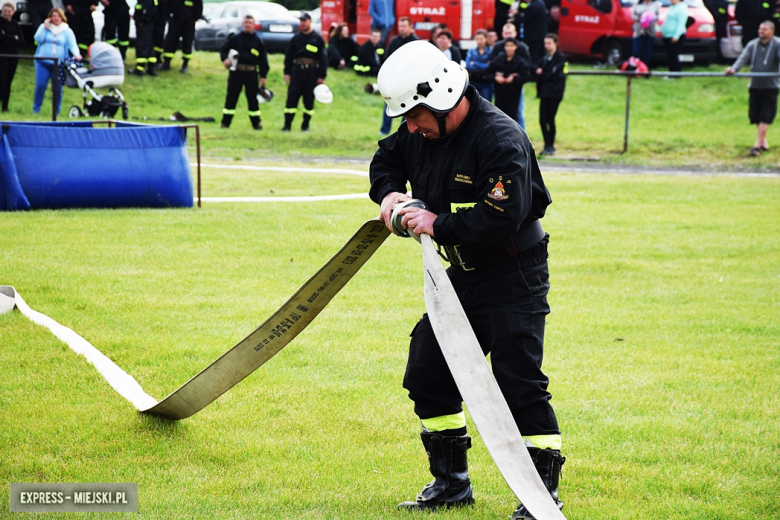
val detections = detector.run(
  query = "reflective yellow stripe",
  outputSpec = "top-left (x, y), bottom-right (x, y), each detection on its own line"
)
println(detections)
top-left (137, 57), bottom-right (148, 63)
top-left (78, 43), bottom-right (89, 50)
top-left (350, 55), bottom-right (357, 61)
top-left (222, 108), bottom-right (236, 114)
top-left (119, 41), bottom-right (130, 47)
top-left (184, 0), bottom-right (193, 5)
top-left (284, 108), bottom-right (297, 114)
top-left (136, 65), bottom-right (145, 71)
top-left (451, 202), bottom-right (476, 213)
top-left (524, 435), bottom-right (562, 451)
top-left (248, 109), bottom-right (261, 116)
top-left (718, 7), bottom-right (725, 12)
top-left (251, 48), bottom-right (259, 56)
top-left (135, 3), bottom-right (142, 9)
top-left (154, 46), bottom-right (164, 53)
top-left (305, 44), bottom-right (318, 53)
top-left (163, 52), bottom-right (175, 58)
top-left (182, 53), bottom-right (193, 59)
top-left (421, 412), bottom-right (467, 432)
top-left (762, 2), bottom-right (769, 7)
top-left (520, 2), bottom-right (528, 8)
top-left (563, 62), bottom-right (569, 74)
top-left (376, 48), bottom-right (384, 55)
top-left (148, 56), bottom-right (157, 63)
top-left (303, 108), bottom-right (314, 115)
top-left (106, 38), bottom-right (118, 44)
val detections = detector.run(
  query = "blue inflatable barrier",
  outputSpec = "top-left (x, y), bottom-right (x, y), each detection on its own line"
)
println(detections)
top-left (0, 122), bottom-right (193, 210)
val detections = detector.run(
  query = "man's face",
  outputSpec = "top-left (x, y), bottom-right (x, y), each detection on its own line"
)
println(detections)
top-left (502, 26), bottom-right (517, 39)
top-left (299, 18), bottom-right (311, 33)
top-left (487, 31), bottom-right (498, 46)
top-left (369, 31), bottom-right (381, 45)
top-left (398, 20), bottom-right (411, 37)
top-left (759, 23), bottom-right (774, 42)
top-left (404, 106), bottom-right (444, 139)
top-left (242, 17), bottom-right (255, 33)
top-left (436, 34), bottom-right (450, 51)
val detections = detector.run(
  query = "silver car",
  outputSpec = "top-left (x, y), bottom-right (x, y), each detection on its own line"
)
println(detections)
top-left (194, 1), bottom-right (299, 53)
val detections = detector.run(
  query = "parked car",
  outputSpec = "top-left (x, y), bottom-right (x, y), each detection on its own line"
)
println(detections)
top-left (194, 1), bottom-right (299, 53)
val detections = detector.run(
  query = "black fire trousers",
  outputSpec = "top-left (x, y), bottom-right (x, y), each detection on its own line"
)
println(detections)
top-left (539, 96), bottom-right (562, 150)
top-left (164, 17), bottom-right (195, 59)
top-left (222, 70), bottom-right (260, 127)
top-left (403, 237), bottom-right (560, 437)
top-left (285, 65), bottom-right (317, 112)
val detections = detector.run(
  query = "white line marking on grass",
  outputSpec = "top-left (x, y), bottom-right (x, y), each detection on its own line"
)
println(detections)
top-left (198, 194), bottom-right (370, 202)
top-left (1, 286), bottom-right (158, 411)
top-left (194, 163), bottom-right (369, 177)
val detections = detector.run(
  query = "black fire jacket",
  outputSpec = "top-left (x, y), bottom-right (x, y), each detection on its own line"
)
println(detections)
top-left (369, 86), bottom-right (551, 247)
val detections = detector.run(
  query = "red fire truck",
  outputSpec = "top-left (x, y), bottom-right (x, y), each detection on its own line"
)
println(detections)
top-left (321, 0), bottom-right (495, 49)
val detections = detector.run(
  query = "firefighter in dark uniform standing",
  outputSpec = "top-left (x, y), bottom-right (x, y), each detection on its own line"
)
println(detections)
top-left (220, 15), bottom-right (269, 130)
top-left (161, 0), bottom-right (202, 73)
top-left (129, 0), bottom-right (157, 75)
top-left (152, 0), bottom-right (169, 68)
top-left (101, 0), bottom-right (131, 60)
top-left (369, 41), bottom-right (565, 520)
top-left (65, 0), bottom-right (98, 55)
top-left (282, 12), bottom-right (326, 132)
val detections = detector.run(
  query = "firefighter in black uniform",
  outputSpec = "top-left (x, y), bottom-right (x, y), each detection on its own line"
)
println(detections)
top-left (220, 15), bottom-right (269, 130)
top-left (369, 41), bottom-right (565, 520)
top-left (101, 0), bottom-right (131, 60)
top-left (130, 0), bottom-right (157, 75)
top-left (152, 0), bottom-right (169, 68)
top-left (161, 0), bottom-right (202, 73)
top-left (354, 27), bottom-right (385, 76)
top-left (65, 0), bottom-right (98, 55)
top-left (282, 12), bottom-right (327, 132)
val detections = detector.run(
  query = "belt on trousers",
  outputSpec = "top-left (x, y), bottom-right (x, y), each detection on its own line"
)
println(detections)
top-left (442, 220), bottom-right (546, 272)
top-left (236, 63), bottom-right (256, 71)
top-left (293, 58), bottom-right (316, 66)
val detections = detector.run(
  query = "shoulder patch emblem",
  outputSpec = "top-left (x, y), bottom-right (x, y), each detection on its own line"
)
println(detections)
top-left (488, 180), bottom-right (509, 201)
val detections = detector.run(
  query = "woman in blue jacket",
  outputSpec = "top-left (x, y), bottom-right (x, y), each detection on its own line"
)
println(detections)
top-left (465, 29), bottom-right (494, 101)
top-left (33, 7), bottom-right (81, 114)
top-left (661, 0), bottom-right (688, 74)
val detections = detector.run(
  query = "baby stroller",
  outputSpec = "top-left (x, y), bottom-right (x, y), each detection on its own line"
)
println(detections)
top-left (66, 42), bottom-right (128, 119)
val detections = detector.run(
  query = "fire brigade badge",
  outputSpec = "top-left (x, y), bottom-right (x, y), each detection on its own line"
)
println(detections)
top-left (488, 180), bottom-right (509, 201)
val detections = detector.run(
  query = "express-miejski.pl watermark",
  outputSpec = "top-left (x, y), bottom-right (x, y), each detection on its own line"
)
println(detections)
top-left (10, 483), bottom-right (138, 513)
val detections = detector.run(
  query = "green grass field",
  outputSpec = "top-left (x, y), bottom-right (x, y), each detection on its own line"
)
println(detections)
top-left (2, 169), bottom-right (779, 519)
top-left (5, 49), bottom-right (780, 169)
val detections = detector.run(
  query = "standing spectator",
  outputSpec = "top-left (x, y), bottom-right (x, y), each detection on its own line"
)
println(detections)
top-left (129, 0), bottom-right (157, 75)
top-left (435, 29), bottom-right (462, 63)
top-left (495, 0), bottom-right (514, 35)
top-left (428, 23), bottom-right (447, 46)
top-left (534, 33), bottom-right (567, 156)
top-left (28, 0), bottom-right (53, 35)
top-left (220, 15), bottom-right (268, 130)
top-left (547, 4), bottom-right (561, 35)
top-left (368, 0), bottom-right (394, 46)
top-left (726, 20), bottom-right (780, 156)
top-left (736, 0), bottom-right (773, 49)
top-left (487, 29), bottom-right (499, 47)
top-left (704, 0), bottom-right (729, 61)
top-left (33, 8), bottom-right (82, 115)
top-left (0, 2), bottom-right (22, 112)
top-left (152, 0), bottom-right (169, 68)
top-left (332, 23), bottom-right (360, 70)
top-left (512, 0), bottom-right (547, 61)
top-left (465, 29), bottom-right (494, 101)
top-left (380, 16), bottom-right (418, 135)
top-left (355, 28), bottom-right (385, 76)
top-left (661, 0), bottom-right (688, 76)
top-left (161, 0), bottom-right (202, 73)
top-left (488, 38), bottom-right (527, 120)
top-left (282, 12), bottom-right (327, 132)
top-left (632, 0), bottom-right (660, 69)
top-left (490, 22), bottom-right (532, 129)
top-left (101, 0), bottom-right (131, 60)
top-left (65, 0), bottom-right (97, 55)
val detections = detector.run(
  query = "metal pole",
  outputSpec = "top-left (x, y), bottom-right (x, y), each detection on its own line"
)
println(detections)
top-left (623, 75), bottom-right (632, 154)
top-left (52, 58), bottom-right (58, 122)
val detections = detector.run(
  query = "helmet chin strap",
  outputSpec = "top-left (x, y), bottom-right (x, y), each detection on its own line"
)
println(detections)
top-left (435, 113), bottom-right (448, 138)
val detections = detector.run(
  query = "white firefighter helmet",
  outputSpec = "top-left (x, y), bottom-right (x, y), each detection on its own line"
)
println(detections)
top-left (378, 40), bottom-right (468, 118)
top-left (256, 86), bottom-right (274, 104)
top-left (227, 49), bottom-right (238, 71)
top-left (313, 83), bottom-right (333, 104)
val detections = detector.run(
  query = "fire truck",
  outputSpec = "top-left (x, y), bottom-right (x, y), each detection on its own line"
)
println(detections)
top-left (321, 0), bottom-right (495, 49)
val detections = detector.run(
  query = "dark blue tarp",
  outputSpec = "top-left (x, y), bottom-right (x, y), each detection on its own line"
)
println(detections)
top-left (0, 122), bottom-right (193, 210)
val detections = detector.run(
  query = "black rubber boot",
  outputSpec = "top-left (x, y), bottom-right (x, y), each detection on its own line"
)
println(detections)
top-left (511, 448), bottom-right (565, 520)
top-left (146, 62), bottom-right (158, 76)
top-left (281, 112), bottom-right (294, 131)
top-left (179, 58), bottom-right (189, 73)
top-left (160, 57), bottom-right (171, 71)
top-left (250, 115), bottom-right (261, 130)
top-left (220, 114), bottom-right (233, 128)
top-left (397, 432), bottom-right (475, 511)
top-left (301, 113), bottom-right (311, 132)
